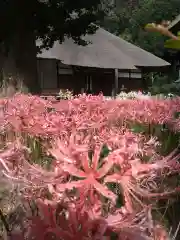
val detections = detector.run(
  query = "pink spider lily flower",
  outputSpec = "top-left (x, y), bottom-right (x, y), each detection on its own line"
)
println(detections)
top-left (105, 149), bottom-right (180, 209)
top-left (106, 207), bottom-right (153, 240)
top-left (49, 133), bottom-right (89, 166)
top-left (74, 188), bottom-right (102, 219)
top-left (56, 145), bottom-right (117, 203)
top-left (1, 93), bottom-right (180, 240)
top-left (22, 199), bottom-right (108, 240)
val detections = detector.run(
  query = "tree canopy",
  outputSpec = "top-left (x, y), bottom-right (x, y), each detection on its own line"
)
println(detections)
top-left (0, 0), bottom-right (104, 50)
top-left (102, 0), bottom-right (180, 57)
top-left (100, 0), bottom-right (180, 93)
top-left (0, 0), bottom-right (105, 93)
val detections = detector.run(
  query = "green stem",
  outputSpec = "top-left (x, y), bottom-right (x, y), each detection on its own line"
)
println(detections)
top-left (0, 209), bottom-right (10, 233)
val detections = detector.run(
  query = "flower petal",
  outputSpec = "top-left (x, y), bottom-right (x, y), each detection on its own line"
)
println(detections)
top-left (92, 179), bottom-right (117, 203)
top-left (81, 153), bottom-right (91, 173)
top-left (96, 160), bottom-right (114, 179)
top-left (92, 145), bottom-right (102, 170)
top-left (62, 164), bottom-right (86, 178)
top-left (56, 180), bottom-right (85, 191)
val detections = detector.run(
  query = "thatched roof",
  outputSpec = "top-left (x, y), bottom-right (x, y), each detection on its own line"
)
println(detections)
top-left (37, 27), bottom-right (170, 70)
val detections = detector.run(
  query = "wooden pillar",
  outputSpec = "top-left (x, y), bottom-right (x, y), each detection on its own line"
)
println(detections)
top-left (114, 68), bottom-right (119, 98)
top-left (56, 60), bottom-right (59, 89)
top-left (141, 70), bottom-right (147, 91)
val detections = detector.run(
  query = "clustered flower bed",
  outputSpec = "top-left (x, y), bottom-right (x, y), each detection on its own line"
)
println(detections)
top-left (0, 93), bottom-right (180, 239)
top-left (116, 91), bottom-right (150, 99)
top-left (58, 89), bottom-right (73, 100)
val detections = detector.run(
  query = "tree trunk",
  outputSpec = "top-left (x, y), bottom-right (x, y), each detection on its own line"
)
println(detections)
top-left (0, 30), bottom-right (40, 95)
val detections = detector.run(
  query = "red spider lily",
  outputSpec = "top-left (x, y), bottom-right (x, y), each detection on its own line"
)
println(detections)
top-left (3, 94), bottom-right (180, 137)
top-left (13, 199), bottom-right (109, 240)
top-left (49, 133), bottom-right (89, 166)
top-left (6, 233), bottom-right (25, 240)
top-left (106, 207), bottom-right (154, 239)
top-left (105, 150), bottom-right (180, 210)
top-left (0, 93), bottom-right (180, 240)
top-left (56, 145), bottom-right (117, 203)
top-left (74, 188), bottom-right (102, 219)
top-left (0, 142), bottom-right (62, 199)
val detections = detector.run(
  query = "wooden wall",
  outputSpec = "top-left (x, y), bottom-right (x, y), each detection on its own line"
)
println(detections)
top-left (37, 58), bottom-right (143, 96)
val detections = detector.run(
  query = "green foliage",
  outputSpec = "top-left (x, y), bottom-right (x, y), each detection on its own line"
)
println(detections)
top-left (101, 1), bottom-right (180, 96)
top-left (102, 0), bottom-right (180, 56)
top-left (131, 123), bottom-right (147, 134)
top-left (150, 75), bottom-right (180, 95)
top-left (100, 144), bottom-right (111, 159)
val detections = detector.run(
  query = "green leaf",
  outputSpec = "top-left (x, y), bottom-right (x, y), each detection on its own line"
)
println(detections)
top-left (100, 144), bottom-right (111, 158)
top-left (131, 124), bottom-right (146, 133)
top-left (174, 112), bottom-right (180, 119)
